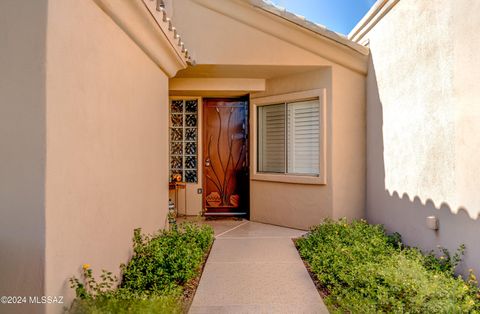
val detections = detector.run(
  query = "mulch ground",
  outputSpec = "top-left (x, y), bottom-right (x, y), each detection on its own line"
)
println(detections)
top-left (292, 238), bottom-right (330, 300)
top-left (181, 241), bottom-right (214, 313)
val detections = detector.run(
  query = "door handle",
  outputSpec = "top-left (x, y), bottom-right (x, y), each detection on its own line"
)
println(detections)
top-left (205, 158), bottom-right (211, 167)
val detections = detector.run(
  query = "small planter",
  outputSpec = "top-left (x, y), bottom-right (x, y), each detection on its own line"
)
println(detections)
top-left (206, 192), bottom-right (222, 207)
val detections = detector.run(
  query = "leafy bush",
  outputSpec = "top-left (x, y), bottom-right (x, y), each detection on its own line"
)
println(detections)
top-left (68, 223), bottom-right (214, 314)
top-left (296, 219), bottom-right (480, 313)
top-left (120, 223), bottom-right (214, 294)
top-left (69, 291), bottom-right (182, 314)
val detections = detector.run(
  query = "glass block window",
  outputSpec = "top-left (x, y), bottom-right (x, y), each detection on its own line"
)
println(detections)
top-left (169, 99), bottom-right (198, 183)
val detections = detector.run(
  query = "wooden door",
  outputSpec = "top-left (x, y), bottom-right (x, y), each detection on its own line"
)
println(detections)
top-left (203, 98), bottom-right (249, 216)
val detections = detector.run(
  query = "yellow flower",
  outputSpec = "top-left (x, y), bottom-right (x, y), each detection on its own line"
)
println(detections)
top-left (82, 264), bottom-right (91, 270)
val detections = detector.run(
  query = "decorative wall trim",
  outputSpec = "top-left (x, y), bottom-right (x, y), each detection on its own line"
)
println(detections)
top-left (93, 0), bottom-right (191, 77)
top-left (348, 0), bottom-right (400, 45)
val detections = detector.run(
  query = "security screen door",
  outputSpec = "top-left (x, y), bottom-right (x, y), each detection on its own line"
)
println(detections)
top-left (203, 98), bottom-right (249, 216)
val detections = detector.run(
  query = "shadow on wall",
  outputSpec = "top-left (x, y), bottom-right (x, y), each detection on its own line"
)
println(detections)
top-left (366, 54), bottom-right (480, 277)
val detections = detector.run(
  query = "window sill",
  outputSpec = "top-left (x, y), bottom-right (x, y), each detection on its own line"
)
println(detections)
top-left (251, 173), bottom-right (326, 185)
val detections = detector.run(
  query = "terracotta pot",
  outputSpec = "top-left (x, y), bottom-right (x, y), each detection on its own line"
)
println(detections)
top-left (230, 194), bottom-right (240, 207)
top-left (206, 192), bottom-right (222, 207)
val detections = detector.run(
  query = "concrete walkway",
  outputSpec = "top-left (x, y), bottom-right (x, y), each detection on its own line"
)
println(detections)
top-left (189, 220), bottom-right (329, 314)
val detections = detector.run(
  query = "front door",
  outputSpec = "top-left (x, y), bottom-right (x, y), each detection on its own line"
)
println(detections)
top-left (203, 98), bottom-right (249, 216)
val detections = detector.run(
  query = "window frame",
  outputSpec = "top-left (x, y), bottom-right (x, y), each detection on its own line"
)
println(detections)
top-left (168, 97), bottom-right (200, 183)
top-left (251, 89), bottom-right (327, 185)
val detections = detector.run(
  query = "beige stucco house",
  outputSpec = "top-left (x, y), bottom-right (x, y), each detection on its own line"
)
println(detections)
top-left (1, 0), bottom-right (479, 313)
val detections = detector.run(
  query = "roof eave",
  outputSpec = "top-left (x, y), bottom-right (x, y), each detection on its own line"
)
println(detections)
top-left (348, 0), bottom-right (399, 44)
top-left (193, 0), bottom-right (369, 75)
top-left (250, 0), bottom-right (369, 55)
top-left (93, 0), bottom-right (193, 77)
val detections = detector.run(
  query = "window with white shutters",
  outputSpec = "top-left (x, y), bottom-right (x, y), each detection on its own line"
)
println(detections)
top-left (258, 104), bottom-right (285, 173)
top-left (257, 98), bottom-right (320, 176)
top-left (287, 100), bottom-right (320, 175)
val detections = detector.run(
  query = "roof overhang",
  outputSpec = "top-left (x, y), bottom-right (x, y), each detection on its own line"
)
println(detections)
top-left (348, 0), bottom-right (400, 44)
top-left (170, 78), bottom-right (266, 97)
top-left (192, 0), bottom-right (369, 74)
top-left (250, 0), bottom-right (369, 54)
top-left (170, 65), bottom-right (329, 97)
top-left (93, 0), bottom-right (192, 77)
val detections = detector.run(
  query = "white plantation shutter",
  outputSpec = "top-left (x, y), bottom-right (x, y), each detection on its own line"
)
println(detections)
top-left (257, 98), bottom-right (321, 176)
top-left (258, 104), bottom-right (285, 173)
top-left (287, 100), bottom-right (320, 175)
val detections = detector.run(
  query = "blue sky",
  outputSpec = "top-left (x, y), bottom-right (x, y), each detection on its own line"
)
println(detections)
top-left (269, 0), bottom-right (376, 35)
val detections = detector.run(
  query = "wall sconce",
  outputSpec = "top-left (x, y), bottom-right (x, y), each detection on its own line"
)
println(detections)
top-left (426, 216), bottom-right (439, 230)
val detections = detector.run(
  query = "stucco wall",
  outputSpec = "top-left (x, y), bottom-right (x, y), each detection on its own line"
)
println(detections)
top-left (44, 0), bottom-right (170, 311)
top-left (365, 0), bottom-right (480, 275)
top-left (331, 66), bottom-right (366, 220)
top-left (169, 0), bottom-right (331, 66)
top-left (250, 70), bottom-right (333, 229)
top-left (0, 1), bottom-right (48, 313)
top-left (249, 67), bottom-right (365, 230)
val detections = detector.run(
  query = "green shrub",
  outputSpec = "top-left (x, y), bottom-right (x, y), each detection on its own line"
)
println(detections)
top-left (69, 292), bottom-right (182, 314)
top-left (68, 223), bottom-right (214, 314)
top-left (296, 219), bottom-right (480, 313)
top-left (120, 223), bottom-right (214, 294)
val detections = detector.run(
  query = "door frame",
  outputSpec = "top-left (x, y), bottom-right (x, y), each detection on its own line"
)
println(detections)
top-left (202, 97), bottom-right (250, 218)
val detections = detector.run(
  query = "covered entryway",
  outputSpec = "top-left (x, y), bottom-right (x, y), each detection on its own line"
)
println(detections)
top-left (167, 0), bottom-right (368, 230)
